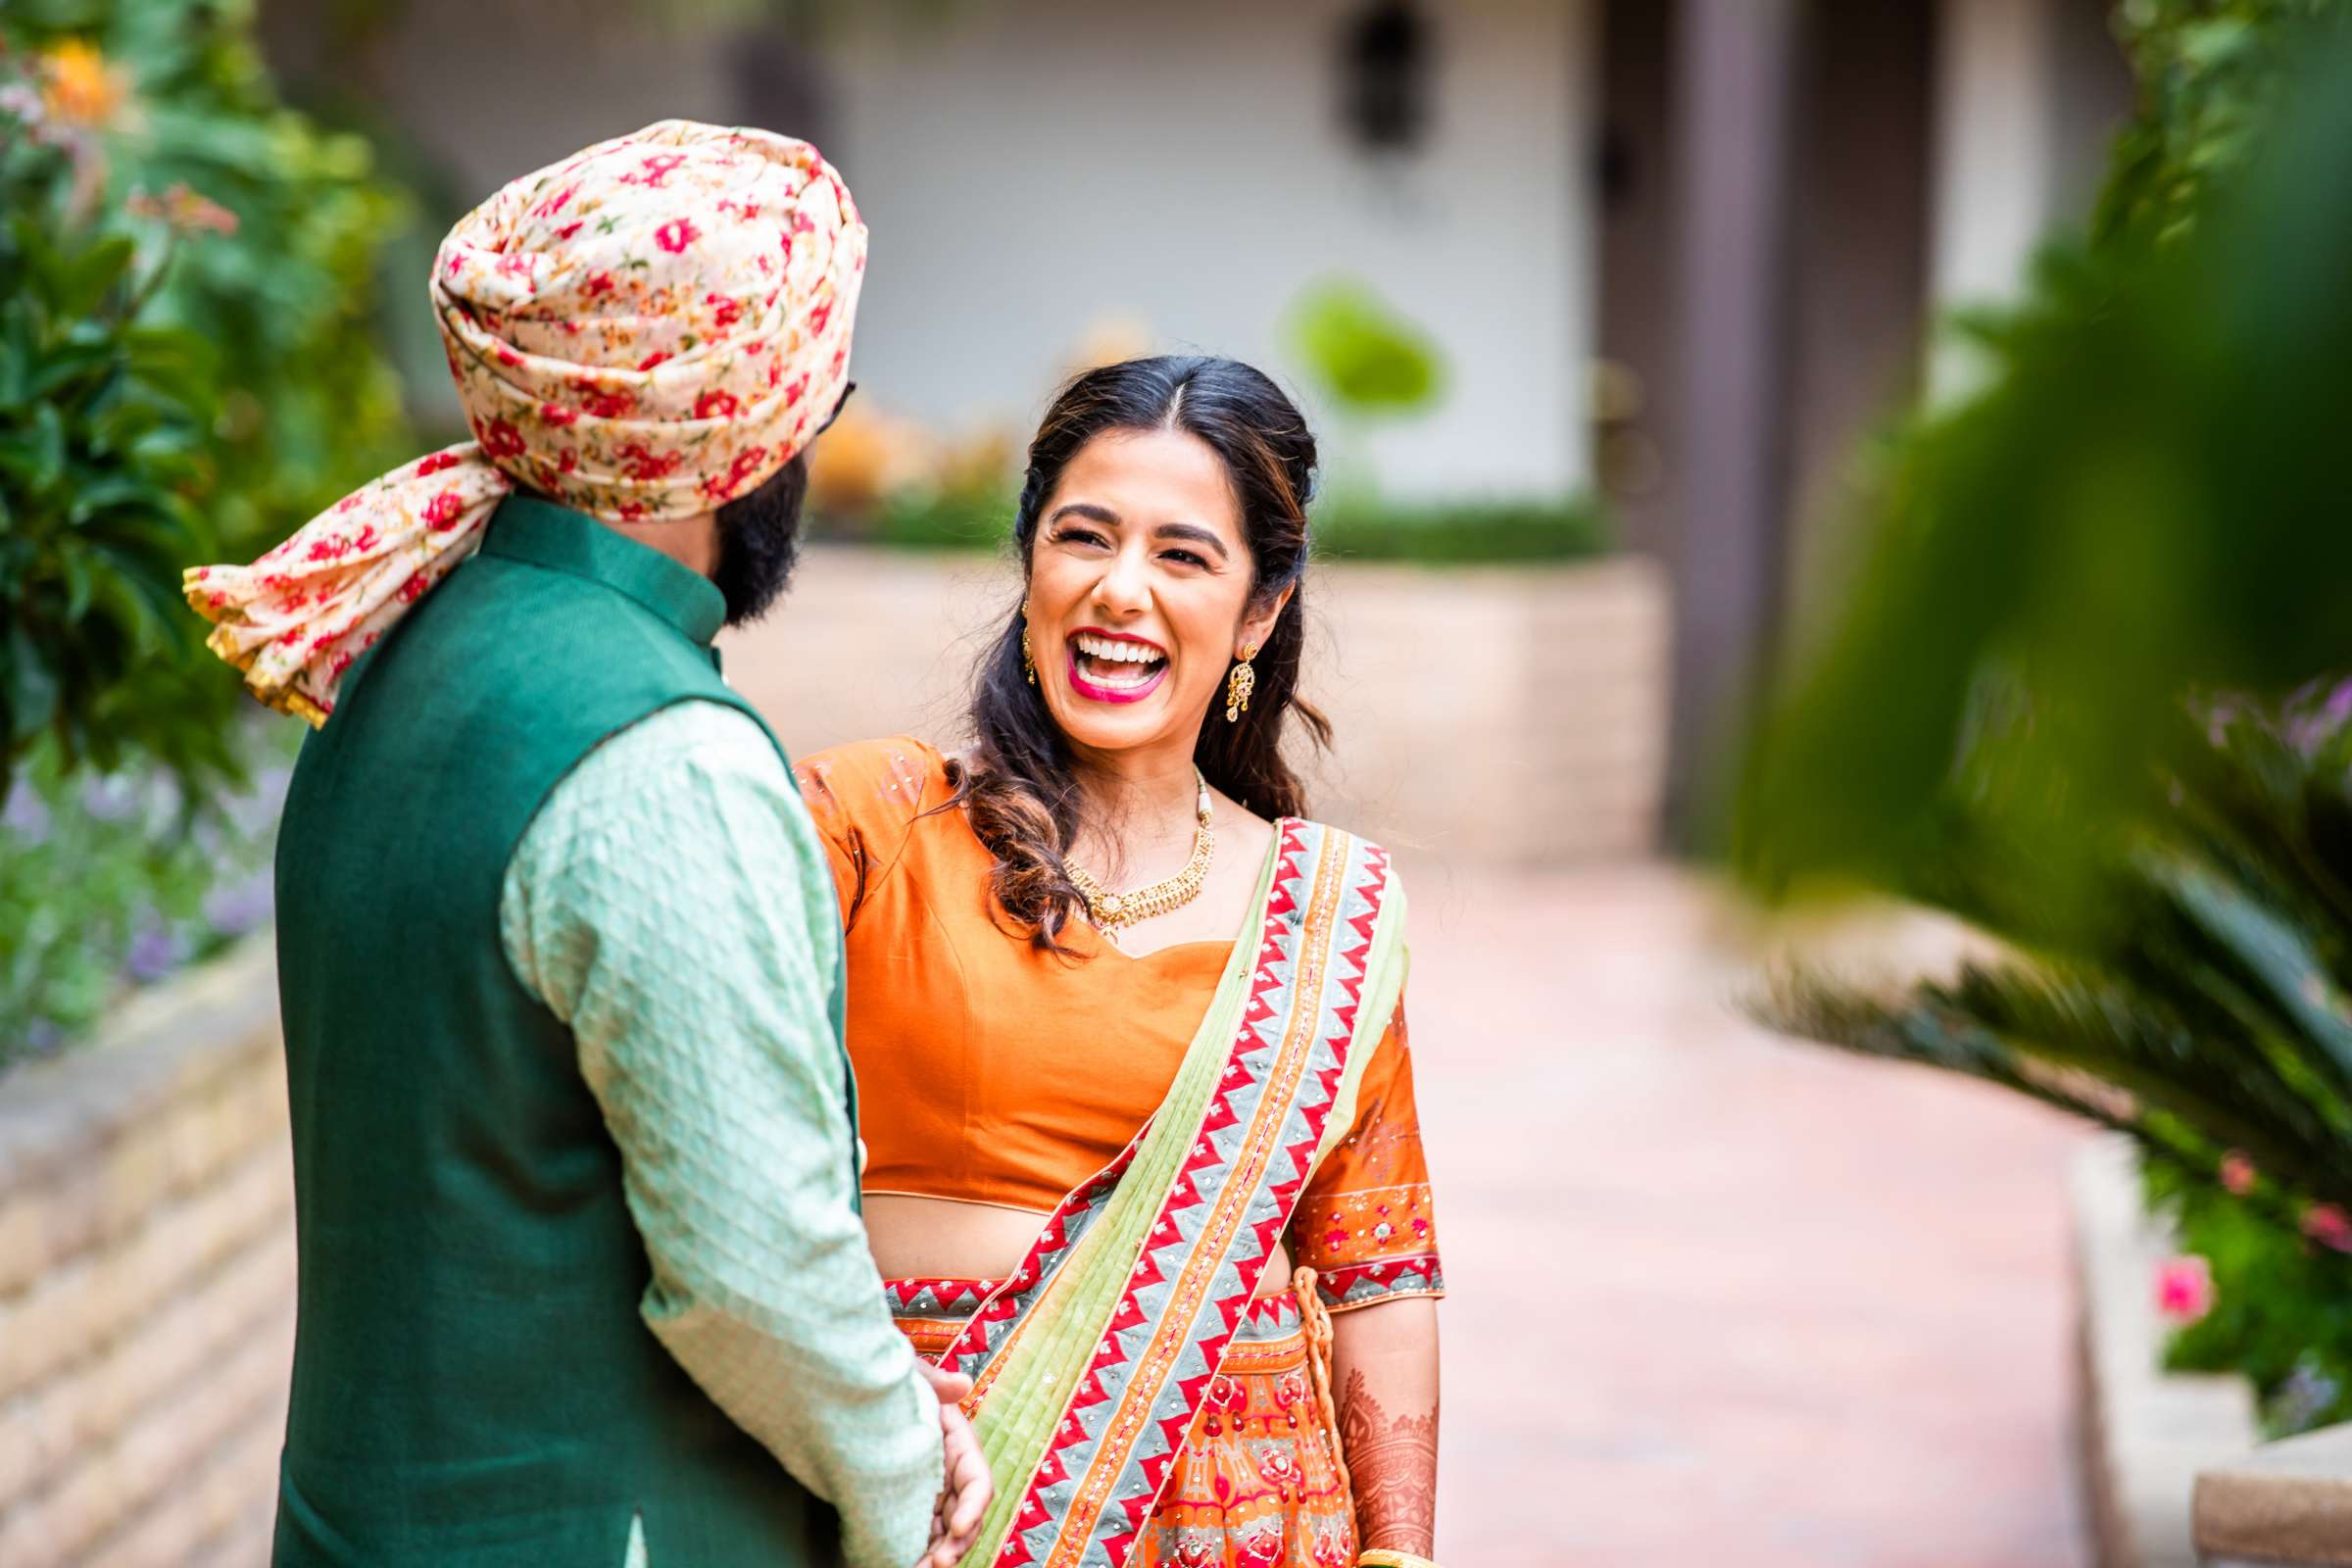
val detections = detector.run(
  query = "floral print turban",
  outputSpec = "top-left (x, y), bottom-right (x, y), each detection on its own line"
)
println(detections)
top-left (183, 120), bottom-right (865, 725)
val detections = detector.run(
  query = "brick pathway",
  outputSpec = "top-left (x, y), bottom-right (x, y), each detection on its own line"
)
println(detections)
top-left (1408, 861), bottom-right (2088, 1568)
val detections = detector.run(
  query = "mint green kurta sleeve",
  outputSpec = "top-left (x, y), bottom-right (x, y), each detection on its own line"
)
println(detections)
top-left (499, 699), bottom-right (942, 1568)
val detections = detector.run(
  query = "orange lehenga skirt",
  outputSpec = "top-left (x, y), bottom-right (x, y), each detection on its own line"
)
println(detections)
top-left (890, 1269), bottom-right (1359, 1568)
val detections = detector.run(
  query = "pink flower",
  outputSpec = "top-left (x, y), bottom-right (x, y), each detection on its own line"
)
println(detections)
top-left (2303, 1203), bottom-right (2352, 1254)
top-left (2155, 1255), bottom-right (2215, 1325)
top-left (693, 390), bottom-right (741, 421)
top-left (539, 403), bottom-right (580, 427)
top-left (422, 491), bottom-right (466, 531)
top-left (416, 451), bottom-right (462, 477)
top-left (655, 218), bottom-right (699, 254)
top-left (2220, 1152), bottom-right (2257, 1197)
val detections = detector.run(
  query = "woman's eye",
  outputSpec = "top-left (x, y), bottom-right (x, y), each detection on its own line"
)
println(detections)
top-left (1161, 549), bottom-right (1210, 569)
top-left (1054, 527), bottom-right (1109, 549)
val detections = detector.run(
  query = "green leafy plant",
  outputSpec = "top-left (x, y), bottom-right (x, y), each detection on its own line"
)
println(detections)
top-left (1737, 11), bottom-right (2352, 903)
top-left (1311, 496), bottom-right (1607, 565)
top-left (1287, 278), bottom-right (1445, 420)
top-left (2, 0), bottom-right (416, 563)
top-left (0, 199), bottom-right (233, 792)
top-left (2098, 0), bottom-right (2346, 248)
top-left (1, 729), bottom-right (286, 1072)
top-left (1740, 1), bottom-right (2352, 1430)
top-left (2148, 1156), bottom-right (2352, 1437)
top-left (1759, 693), bottom-right (2352, 1215)
top-left (0, 3), bottom-right (414, 788)
top-left (0, 3), bottom-right (414, 1067)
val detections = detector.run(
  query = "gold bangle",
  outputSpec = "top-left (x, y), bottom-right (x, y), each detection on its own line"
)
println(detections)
top-left (1358, 1552), bottom-right (1442, 1568)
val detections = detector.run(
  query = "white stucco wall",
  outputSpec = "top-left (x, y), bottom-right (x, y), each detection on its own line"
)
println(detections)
top-left (1930, 0), bottom-right (2061, 313)
top-left (826, 0), bottom-right (1596, 501)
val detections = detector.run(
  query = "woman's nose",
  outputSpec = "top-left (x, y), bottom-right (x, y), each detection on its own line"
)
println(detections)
top-left (1093, 545), bottom-right (1153, 615)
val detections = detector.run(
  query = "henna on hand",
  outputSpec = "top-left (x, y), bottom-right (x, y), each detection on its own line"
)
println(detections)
top-left (1339, 1366), bottom-right (1438, 1553)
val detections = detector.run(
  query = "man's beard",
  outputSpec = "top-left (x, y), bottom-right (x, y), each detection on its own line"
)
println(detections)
top-left (711, 453), bottom-right (809, 626)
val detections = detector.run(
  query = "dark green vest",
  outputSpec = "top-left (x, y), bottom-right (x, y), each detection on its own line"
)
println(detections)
top-left (270, 495), bottom-right (851, 1566)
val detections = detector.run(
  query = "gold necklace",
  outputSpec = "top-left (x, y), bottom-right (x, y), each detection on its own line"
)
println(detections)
top-left (1063, 770), bottom-right (1215, 934)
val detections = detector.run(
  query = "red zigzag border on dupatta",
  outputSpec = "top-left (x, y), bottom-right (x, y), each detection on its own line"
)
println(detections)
top-left (1017, 823), bottom-right (1389, 1568)
top-left (929, 824), bottom-right (1317, 1405)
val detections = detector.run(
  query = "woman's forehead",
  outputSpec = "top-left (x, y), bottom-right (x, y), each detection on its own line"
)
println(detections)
top-left (1054, 427), bottom-right (1242, 531)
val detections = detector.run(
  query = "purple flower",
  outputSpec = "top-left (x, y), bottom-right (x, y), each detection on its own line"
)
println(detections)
top-left (201, 873), bottom-right (273, 937)
top-left (2268, 1352), bottom-right (2344, 1437)
top-left (79, 773), bottom-right (144, 824)
top-left (23, 1019), bottom-right (66, 1058)
top-left (2, 781), bottom-right (49, 843)
top-left (122, 924), bottom-right (182, 983)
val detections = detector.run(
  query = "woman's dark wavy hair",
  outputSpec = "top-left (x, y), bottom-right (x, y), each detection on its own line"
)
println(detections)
top-left (947, 355), bottom-right (1331, 951)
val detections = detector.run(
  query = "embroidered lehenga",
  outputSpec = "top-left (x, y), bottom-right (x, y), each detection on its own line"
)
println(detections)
top-left (799, 739), bottom-right (1445, 1568)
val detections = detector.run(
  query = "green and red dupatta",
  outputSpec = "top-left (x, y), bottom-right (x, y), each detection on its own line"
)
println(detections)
top-left (928, 820), bottom-right (1407, 1568)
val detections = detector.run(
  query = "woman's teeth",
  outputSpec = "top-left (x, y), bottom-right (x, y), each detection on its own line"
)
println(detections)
top-left (1072, 632), bottom-right (1166, 687)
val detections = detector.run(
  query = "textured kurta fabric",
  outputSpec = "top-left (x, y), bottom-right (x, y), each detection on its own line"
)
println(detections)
top-left (797, 736), bottom-right (1446, 1315)
top-left (268, 495), bottom-right (860, 1568)
top-left (502, 700), bottom-right (941, 1568)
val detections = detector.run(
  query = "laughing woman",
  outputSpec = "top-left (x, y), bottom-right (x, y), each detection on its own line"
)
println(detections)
top-left (796, 357), bottom-right (1444, 1568)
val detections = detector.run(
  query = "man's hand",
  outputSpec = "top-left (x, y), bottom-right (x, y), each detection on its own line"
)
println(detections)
top-left (913, 1360), bottom-right (991, 1568)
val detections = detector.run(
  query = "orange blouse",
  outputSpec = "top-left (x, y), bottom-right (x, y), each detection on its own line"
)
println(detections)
top-left (796, 737), bottom-right (1444, 1312)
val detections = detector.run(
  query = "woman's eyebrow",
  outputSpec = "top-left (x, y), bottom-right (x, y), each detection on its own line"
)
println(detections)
top-left (1152, 521), bottom-right (1231, 561)
top-left (1045, 502), bottom-right (1121, 527)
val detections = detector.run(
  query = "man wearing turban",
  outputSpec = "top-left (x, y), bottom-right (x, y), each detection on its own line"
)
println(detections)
top-left (184, 122), bottom-right (988, 1568)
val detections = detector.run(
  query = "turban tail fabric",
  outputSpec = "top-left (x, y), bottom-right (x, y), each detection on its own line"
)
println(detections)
top-left (183, 120), bottom-right (865, 725)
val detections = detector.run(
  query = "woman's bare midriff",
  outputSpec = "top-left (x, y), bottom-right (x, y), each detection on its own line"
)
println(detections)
top-left (863, 1193), bottom-right (1296, 1299)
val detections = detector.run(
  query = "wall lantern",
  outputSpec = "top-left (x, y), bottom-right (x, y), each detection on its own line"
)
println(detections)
top-left (1339, 0), bottom-right (1434, 155)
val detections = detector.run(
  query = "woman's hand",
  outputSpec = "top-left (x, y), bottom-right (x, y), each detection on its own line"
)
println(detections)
top-left (1329, 1296), bottom-right (1441, 1555)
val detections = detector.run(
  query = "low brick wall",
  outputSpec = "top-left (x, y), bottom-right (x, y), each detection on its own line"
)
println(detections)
top-left (0, 941), bottom-right (292, 1567)
top-left (719, 546), bottom-right (1672, 864)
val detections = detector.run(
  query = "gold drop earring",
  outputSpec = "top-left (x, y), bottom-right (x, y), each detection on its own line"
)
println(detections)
top-left (1021, 603), bottom-right (1038, 686)
top-left (1225, 643), bottom-right (1259, 723)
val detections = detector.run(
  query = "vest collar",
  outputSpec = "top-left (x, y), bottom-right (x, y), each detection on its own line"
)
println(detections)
top-left (480, 492), bottom-right (728, 647)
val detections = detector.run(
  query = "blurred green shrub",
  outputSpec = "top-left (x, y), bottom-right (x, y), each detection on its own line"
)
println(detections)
top-left (1, 2), bottom-right (412, 1065)
top-left (1311, 495), bottom-right (1607, 565)
top-left (1287, 278), bottom-right (1444, 420)
top-left (1741, 1), bottom-right (2352, 1423)
top-left (1738, 12), bottom-right (2352, 902)
top-left (1759, 692), bottom-right (2352, 1288)
top-left (1, 729), bottom-right (287, 1072)
top-left (0, 200), bottom-right (232, 791)
top-left (1, 0), bottom-right (413, 799)
top-left (2099, 0), bottom-right (2346, 248)
top-left (2148, 1155), bottom-right (2352, 1438)
top-left (4, 0), bottom-right (415, 559)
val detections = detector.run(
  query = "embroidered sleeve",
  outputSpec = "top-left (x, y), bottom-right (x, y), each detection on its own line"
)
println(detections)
top-left (1289, 1001), bottom-right (1446, 1312)
top-left (502, 701), bottom-right (942, 1568)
